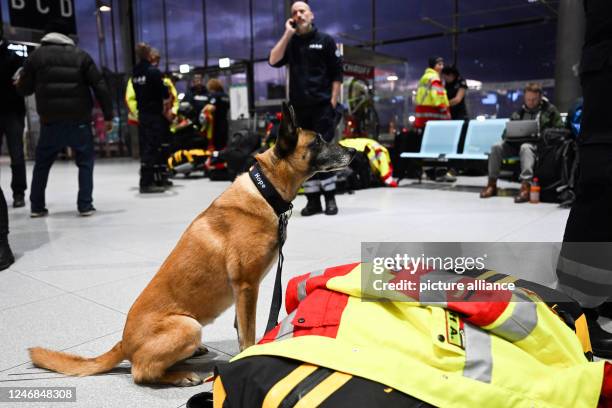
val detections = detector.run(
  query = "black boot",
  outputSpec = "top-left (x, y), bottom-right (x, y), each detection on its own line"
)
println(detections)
top-left (324, 192), bottom-right (338, 215)
top-left (301, 193), bottom-right (322, 216)
top-left (12, 194), bottom-right (25, 208)
top-left (0, 238), bottom-right (15, 271)
top-left (584, 308), bottom-right (612, 359)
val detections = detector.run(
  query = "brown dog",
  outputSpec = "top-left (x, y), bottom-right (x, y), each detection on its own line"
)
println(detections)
top-left (28, 103), bottom-right (356, 386)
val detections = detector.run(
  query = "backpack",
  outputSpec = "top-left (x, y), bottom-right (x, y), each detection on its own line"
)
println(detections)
top-left (534, 128), bottom-right (577, 206)
top-left (222, 129), bottom-right (262, 179)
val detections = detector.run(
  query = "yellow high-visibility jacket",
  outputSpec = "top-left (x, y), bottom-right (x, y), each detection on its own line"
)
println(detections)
top-left (415, 68), bottom-right (450, 128)
top-left (339, 138), bottom-right (394, 184)
top-left (125, 77), bottom-right (178, 126)
top-left (235, 263), bottom-right (605, 408)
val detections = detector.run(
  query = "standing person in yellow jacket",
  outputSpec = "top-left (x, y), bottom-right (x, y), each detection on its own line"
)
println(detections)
top-left (414, 57), bottom-right (455, 182)
top-left (414, 56), bottom-right (450, 129)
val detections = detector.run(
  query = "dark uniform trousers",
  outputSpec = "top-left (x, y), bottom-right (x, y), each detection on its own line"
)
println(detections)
top-left (558, 67), bottom-right (612, 308)
top-left (294, 103), bottom-right (337, 191)
top-left (0, 187), bottom-right (7, 238)
top-left (138, 112), bottom-right (168, 187)
top-left (0, 112), bottom-right (27, 199)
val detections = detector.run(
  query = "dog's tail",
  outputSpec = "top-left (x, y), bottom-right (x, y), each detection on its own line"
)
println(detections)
top-left (29, 341), bottom-right (124, 377)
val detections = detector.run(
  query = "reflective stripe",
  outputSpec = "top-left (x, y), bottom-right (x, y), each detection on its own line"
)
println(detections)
top-left (463, 323), bottom-right (492, 383)
top-left (414, 112), bottom-right (448, 119)
top-left (557, 283), bottom-right (610, 309)
top-left (297, 269), bottom-right (326, 302)
top-left (276, 310), bottom-right (297, 340)
top-left (293, 371), bottom-right (353, 408)
top-left (489, 291), bottom-right (537, 342)
top-left (476, 270), bottom-right (499, 281)
top-left (557, 255), bottom-right (612, 285)
top-left (213, 376), bottom-right (227, 408)
top-left (321, 181), bottom-right (337, 192)
top-left (262, 363), bottom-right (319, 408)
top-left (495, 275), bottom-right (518, 285)
top-left (303, 184), bottom-right (321, 194)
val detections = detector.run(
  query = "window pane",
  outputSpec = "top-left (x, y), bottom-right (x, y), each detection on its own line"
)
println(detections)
top-left (206, 0), bottom-right (250, 60)
top-left (166, 0), bottom-right (204, 69)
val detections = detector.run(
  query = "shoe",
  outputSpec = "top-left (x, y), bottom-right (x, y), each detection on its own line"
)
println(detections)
top-left (435, 171), bottom-right (457, 183)
top-left (514, 181), bottom-right (530, 203)
top-left (79, 207), bottom-right (96, 217)
top-left (139, 185), bottom-right (166, 194)
top-left (585, 308), bottom-right (612, 359)
top-left (30, 208), bottom-right (49, 218)
top-left (163, 179), bottom-right (174, 187)
top-left (300, 193), bottom-right (322, 216)
top-left (13, 195), bottom-right (25, 208)
top-left (0, 240), bottom-right (15, 271)
top-left (479, 178), bottom-right (498, 198)
top-left (324, 193), bottom-right (338, 216)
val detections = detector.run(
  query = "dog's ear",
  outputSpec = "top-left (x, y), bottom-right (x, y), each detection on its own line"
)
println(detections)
top-left (275, 102), bottom-right (298, 158)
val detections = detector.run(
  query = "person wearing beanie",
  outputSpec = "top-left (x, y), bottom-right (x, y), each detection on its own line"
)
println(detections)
top-left (414, 56), bottom-right (450, 129)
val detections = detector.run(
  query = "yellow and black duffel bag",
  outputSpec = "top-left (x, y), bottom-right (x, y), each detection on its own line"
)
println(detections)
top-left (187, 356), bottom-right (434, 408)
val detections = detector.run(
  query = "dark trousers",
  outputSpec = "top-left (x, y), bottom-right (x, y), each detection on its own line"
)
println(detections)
top-left (138, 113), bottom-right (167, 187)
top-left (559, 66), bottom-right (612, 308)
top-left (30, 122), bottom-right (95, 212)
top-left (563, 144), bottom-right (612, 242)
top-left (294, 103), bottom-right (338, 186)
top-left (0, 112), bottom-right (27, 198)
top-left (0, 186), bottom-right (7, 237)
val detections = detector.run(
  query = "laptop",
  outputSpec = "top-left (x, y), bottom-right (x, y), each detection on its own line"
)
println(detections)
top-left (504, 120), bottom-right (540, 142)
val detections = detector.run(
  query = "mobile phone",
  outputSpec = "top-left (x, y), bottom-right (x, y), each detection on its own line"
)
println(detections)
top-left (290, 20), bottom-right (297, 29)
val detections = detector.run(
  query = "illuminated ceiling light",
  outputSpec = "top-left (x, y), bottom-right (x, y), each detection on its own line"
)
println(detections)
top-left (179, 64), bottom-right (190, 74)
top-left (387, 75), bottom-right (399, 81)
top-left (99, 5), bottom-right (111, 12)
top-left (408, 115), bottom-right (416, 122)
top-left (219, 58), bottom-right (231, 69)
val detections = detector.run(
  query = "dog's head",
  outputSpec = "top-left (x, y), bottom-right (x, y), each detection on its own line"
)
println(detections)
top-left (274, 102), bottom-right (356, 177)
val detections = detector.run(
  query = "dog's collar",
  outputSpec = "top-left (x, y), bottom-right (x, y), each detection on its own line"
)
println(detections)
top-left (249, 162), bottom-right (293, 216)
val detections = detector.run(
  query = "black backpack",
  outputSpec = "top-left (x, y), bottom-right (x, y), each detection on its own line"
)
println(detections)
top-left (222, 129), bottom-right (262, 179)
top-left (534, 128), bottom-right (577, 206)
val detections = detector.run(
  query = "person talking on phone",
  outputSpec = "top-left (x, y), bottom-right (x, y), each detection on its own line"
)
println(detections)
top-left (269, 1), bottom-right (344, 216)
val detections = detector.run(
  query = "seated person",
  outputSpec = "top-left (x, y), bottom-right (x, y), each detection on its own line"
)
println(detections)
top-left (480, 83), bottom-right (563, 203)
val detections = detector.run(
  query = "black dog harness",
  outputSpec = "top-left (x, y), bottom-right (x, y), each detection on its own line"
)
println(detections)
top-left (248, 163), bottom-right (293, 333)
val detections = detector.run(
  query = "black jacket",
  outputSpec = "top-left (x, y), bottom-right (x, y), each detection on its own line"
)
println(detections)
top-left (208, 91), bottom-right (230, 141)
top-left (184, 86), bottom-right (209, 123)
top-left (270, 27), bottom-right (343, 107)
top-left (17, 33), bottom-right (112, 124)
top-left (0, 40), bottom-right (25, 115)
top-left (132, 60), bottom-right (168, 116)
top-left (581, 0), bottom-right (612, 75)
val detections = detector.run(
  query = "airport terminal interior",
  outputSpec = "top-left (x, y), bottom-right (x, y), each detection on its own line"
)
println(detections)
top-left (1, 0), bottom-right (611, 407)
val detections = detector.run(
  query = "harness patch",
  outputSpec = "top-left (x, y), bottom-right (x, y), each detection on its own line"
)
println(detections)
top-left (445, 310), bottom-right (464, 349)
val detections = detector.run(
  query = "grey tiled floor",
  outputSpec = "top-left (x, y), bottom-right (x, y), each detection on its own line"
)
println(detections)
top-left (0, 159), bottom-right (609, 407)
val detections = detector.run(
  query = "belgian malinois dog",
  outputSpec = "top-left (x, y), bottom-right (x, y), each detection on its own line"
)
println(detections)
top-left (28, 102), bottom-right (356, 386)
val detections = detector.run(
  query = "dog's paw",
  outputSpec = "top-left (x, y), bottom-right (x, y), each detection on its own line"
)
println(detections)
top-left (192, 344), bottom-right (209, 357)
top-left (174, 372), bottom-right (203, 387)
